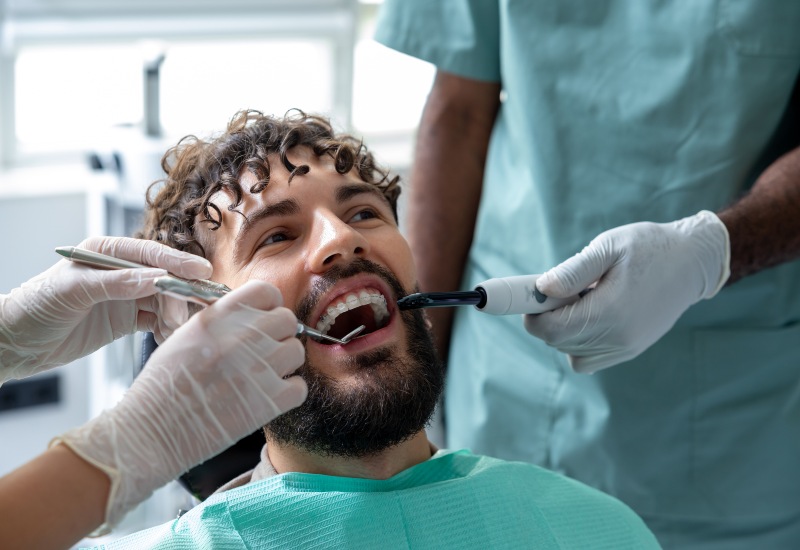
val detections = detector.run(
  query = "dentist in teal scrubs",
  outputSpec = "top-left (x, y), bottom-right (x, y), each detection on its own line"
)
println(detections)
top-left (376, 1), bottom-right (800, 548)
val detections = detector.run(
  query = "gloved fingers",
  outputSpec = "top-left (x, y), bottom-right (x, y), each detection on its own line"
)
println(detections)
top-left (197, 306), bottom-right (298, 366)
top-left (524, 308), bottom-right (609, 374)
top-left (523, 309), bottom-right (571, 345)
top-left (270, 375), bottom-right (309, 411)
top-left (522, 213), bottom-right (730, 374)
top-left (255, 337), bottom-right (305, 378)
top-left (79, 236), bottom-right (212, 280)
top-left (151, 327), bottom-right (168, 345)
top-left (524, 295), bottom-right (648, 373)
top-left (138, 312), bottom-right (173, 345)
top-left (135, 294), bottom-right (189, 339)
top-left (201, 283), bottom-right (295, 346)
top-left (136, 310), bottom-right (166, 342)
top-left (226, 369), bottom-right (308, 423)
top-left (46, 265), bottom-right (167, 314)
top-left (166, 358), bottom-right (285, 430)
top-left (566, 336), bottom-right (648, 372)
top-left (232, 326), bottom-right (304, 384)
top-left (65, 314), bottom-right (309, 529)
top-left (536, 235), bottom-right (617, 298)
top-left (76, 267), bottom-right (169, 304)
top-left (209, 280), bottom-right (284, 315)
top-left (522, 288), bottom-right (603, 346)
top-left (158, 293), bottom-right (189, 334)
top-left (567, 351), bottom-right (626, 374)
top-left (246, 306), bottom-right (300, 342)
top-left (145, 308), bottom-right (297, 391)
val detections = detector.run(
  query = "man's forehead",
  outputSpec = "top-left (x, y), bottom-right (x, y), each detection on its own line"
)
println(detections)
top-left (233, 167), bottom-right (374, 218)
top-left (204, 160), bottom-right (389, 246)
top-left (195, 146), bottom-right (395, 262)
top-left (211, 159), bottom-right (331, 217)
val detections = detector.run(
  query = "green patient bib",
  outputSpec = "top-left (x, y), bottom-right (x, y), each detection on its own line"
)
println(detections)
top-left (376, 1), bottom-right (800, 548)
top-left (94, 450), bottom-right (659, 549)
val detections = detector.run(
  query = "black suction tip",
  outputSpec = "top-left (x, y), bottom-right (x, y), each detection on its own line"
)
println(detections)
top-left (397, 290), bottom-right (484, 310)
top-left (397, 293), bottom-right (432, 310)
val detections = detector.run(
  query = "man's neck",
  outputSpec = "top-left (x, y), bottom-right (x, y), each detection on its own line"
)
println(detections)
top-left (266, 431), bottom-right (434, 480)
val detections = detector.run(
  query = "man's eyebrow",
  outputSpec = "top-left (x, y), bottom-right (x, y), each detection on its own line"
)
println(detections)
top-left (336, 183), bottom-right (391, 206)
top-left (233, 198), bottom-right (300, 258)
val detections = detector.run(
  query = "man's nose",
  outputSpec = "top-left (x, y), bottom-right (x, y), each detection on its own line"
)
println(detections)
top-left (307, 211), bottom-right (369, 272)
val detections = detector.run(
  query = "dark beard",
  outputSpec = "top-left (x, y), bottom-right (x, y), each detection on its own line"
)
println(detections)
top-left (265, 259), bottom-right (444, 458)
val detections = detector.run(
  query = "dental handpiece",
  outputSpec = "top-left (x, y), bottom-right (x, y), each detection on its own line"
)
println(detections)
top-left (55, 246), bottom-right (231, 299)
top-left (55, 246), bottom-right (363, 344)
top-left (397, 275), bottom-right (582, 315)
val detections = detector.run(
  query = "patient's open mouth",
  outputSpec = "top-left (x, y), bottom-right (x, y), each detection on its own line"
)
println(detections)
top-left (315, 288), bottom-right (390, 344)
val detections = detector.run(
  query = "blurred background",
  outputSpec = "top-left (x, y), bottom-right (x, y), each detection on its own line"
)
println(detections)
top-left (0, 0), bottom-right (433, 545)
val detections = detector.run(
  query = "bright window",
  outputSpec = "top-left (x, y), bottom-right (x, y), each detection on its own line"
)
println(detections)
top-left (3, 1), bottom-right (436, 171)
top-left (160, 39), bottom-right (334, 137)
top-left (15, 44), bottom-right (143, 150)
top-left (352, 39), bottom-right (434, 135)
top-left (351, 5), bottom-right (434, 135)
top-left (14, 38), bottom-right (334, 153)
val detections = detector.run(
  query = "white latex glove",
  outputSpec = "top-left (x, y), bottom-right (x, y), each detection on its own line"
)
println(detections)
top-left (524, 210), bottom-right (730, 373)
top-left (0, 236), bottom-right (212, 385)
top-left (54, 280), bottom-right (307, 531)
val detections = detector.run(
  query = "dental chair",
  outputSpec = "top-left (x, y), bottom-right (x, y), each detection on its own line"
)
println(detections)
top-left (138, 332), bottom-right (264, 501)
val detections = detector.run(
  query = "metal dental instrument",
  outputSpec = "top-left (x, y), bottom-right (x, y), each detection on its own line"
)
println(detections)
top-left (153, 278), bottom-right (366, 345)
top-left (397, 275), bottom-right (584, 315)
top-left (55, 246), bottom-right (364, 345)
top-left (55, 246), bottom-right (231, 297)
top-left (154, 277), bottom-right (366, 344)
top-left (296, 322), bottom-right (366, 345)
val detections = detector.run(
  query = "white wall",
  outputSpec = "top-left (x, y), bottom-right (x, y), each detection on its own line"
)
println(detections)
top-left (0, 186), bottom-right (102, 474)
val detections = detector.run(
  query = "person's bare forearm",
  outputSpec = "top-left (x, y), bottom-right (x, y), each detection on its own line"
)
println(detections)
top-left (718, 144), bottom-right (800, 284)
top-left (407, 71), bottom-right (501, 360)
top-left (0, 444), bottom-right (109, 549)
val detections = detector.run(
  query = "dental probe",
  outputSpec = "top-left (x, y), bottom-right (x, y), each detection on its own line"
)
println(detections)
top-left (153, 277), bottom-right (366, 345)
top-left (54, 247), bottom-right (364, 344)
top-left (397, 274), bottom-right (581, 315)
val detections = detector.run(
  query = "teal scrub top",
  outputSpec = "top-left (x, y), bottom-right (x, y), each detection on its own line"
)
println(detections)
top-left (376, 2), bottom-right (800, 548)
top-left (91, 450), bottom-right (659, 549)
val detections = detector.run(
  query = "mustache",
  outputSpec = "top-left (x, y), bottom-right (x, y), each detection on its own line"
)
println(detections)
top-left (295, 259), bottom-right (408, 325)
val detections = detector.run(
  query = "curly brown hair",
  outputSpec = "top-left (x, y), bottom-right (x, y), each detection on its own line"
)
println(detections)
top-left (136, 109), bottom-right (401, 258)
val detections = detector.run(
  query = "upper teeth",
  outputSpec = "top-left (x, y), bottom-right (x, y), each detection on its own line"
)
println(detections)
top-left (315, 288), bottom-right (389, 334)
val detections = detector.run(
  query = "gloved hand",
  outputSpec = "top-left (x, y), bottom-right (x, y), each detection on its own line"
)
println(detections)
top-left (0, 236), bottom-right (212, 385)
top-left (524, 210), bottom-right (730, 373)
top-left (53, 280), bottom-right (307, 531)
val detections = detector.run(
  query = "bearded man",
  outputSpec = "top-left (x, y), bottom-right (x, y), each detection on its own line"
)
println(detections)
top-left (102, 110), bottom-right (658, 549)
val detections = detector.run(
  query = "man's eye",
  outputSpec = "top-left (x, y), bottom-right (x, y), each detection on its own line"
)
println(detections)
top-left (350, 209), bottom-right (378, 223)
top-left (262, 232), bottom-right (289, 246)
